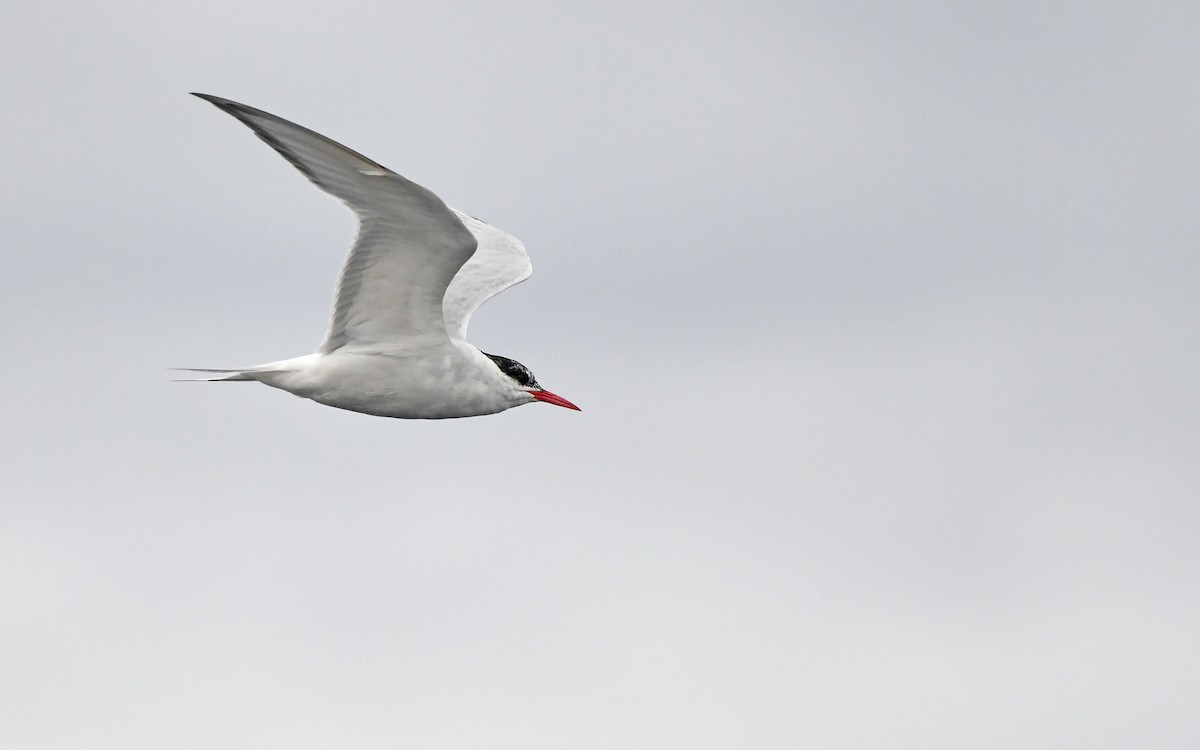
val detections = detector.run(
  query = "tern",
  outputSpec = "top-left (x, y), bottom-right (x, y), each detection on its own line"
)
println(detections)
top-left (181, 94), bottom-right (579, 419)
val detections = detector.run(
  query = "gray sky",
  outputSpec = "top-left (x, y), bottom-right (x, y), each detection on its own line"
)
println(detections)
top-left (3, 1), bottom-right (1198, 747)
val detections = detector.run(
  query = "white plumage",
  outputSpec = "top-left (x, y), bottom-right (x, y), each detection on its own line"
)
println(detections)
top-left (181, 94), bottom-right (578, 419)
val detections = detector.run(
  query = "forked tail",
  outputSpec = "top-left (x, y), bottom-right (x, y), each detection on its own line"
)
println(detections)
top-left (169, 368), bottom-right (256, 382)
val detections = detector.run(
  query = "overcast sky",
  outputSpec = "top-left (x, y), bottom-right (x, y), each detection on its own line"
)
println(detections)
top-left (2, 1), bottom-right (1198, 748)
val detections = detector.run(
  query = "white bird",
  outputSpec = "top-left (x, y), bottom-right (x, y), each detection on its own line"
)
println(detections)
top-left (181, 94), bottom-right (579, 419)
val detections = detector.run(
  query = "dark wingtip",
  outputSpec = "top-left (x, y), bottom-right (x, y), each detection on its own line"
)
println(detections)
top-left (191, 92), bottom-right (238, 109)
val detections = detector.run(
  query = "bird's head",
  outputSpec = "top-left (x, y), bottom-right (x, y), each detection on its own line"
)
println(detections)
top-left (485, 353), bottom-right (580, 411)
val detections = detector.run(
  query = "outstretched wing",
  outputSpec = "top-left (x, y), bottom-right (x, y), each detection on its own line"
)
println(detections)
top-left (443, 210), bottom-right (532, 341)
top-left (194, 94), bottom-right (477, 352)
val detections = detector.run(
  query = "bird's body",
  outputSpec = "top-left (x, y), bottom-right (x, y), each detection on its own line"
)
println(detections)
top-left (184, 94), bottom-right (578, 419)
top-left (200, 344), bottom-right (529, 419)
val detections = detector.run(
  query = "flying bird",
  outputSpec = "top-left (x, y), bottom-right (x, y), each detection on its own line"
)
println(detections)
top-left (181, 94), bottom-right (579, 419)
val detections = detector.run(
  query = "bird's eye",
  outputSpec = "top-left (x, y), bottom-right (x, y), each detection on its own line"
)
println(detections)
top-left (485, 353), bottom-right (539, 388)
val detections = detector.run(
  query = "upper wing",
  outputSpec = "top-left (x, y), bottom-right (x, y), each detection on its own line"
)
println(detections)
top-left (443, 210), bottom-right (532, 341)
top-left (194, 94), bottom-right (478, 353)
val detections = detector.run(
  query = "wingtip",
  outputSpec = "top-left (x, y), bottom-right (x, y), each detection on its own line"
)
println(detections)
top-left (191, 92), bottom-right (240, 111)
